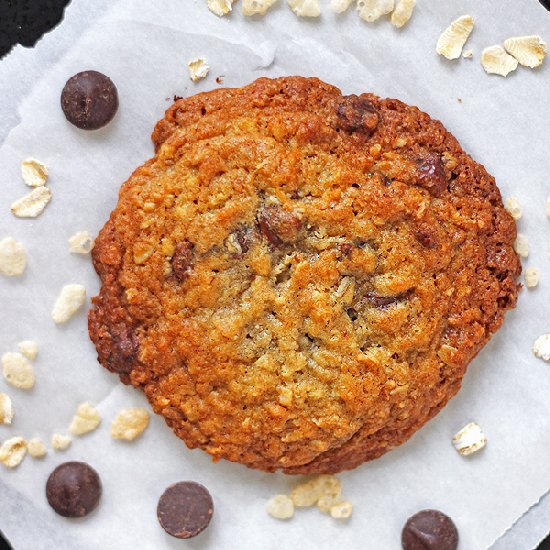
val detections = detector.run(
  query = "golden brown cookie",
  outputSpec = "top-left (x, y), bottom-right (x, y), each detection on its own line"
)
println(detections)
top-left (88, 77), bottom-right (520, 474)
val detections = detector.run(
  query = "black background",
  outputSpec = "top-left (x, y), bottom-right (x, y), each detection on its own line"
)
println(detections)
top-left (1, 0), bottom-right (550, 548)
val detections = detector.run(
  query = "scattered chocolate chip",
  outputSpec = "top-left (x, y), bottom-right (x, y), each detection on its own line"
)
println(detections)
top-left (61, 71), bottom-right (119, 130)
top-left (416, 229), bottom-right (438, 249)
top-left (416, 153), bottom-right (447, 197)
top-left (171, 241), bottom-right (194, 281)
top-left (257, 205), bottom-right (302, 246)
top-left (216, 76), bottom-right (225, 84)
top-left (366, 290), bottom-right (412, 308)
top-left (402, 509), bottom-right (458, 550)
top-left (157, 481), bottom-right (214, 539)
top-left (46, 462), bottom-right (102, 518)
top-left (336, 95), bottom-right (380, 135)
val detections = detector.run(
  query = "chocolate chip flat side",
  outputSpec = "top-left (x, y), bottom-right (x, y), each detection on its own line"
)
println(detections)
top-left (89, 76), bottom-right (520, 474)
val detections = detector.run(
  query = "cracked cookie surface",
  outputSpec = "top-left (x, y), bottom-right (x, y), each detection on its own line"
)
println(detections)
top-left (89, 76), bottom-right (520, 473)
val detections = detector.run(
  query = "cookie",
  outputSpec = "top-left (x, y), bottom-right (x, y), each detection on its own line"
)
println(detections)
top-left (89, 77), bottom-right (520, 474)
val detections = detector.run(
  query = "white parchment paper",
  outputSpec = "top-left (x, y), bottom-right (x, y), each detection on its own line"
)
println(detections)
top-left (1, 1), bottom-right (550, 549)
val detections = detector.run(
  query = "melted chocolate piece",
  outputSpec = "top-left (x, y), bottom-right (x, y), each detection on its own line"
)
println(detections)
top-left (336, 95), bottom-right (380, 135)
top-left (402, 509), bottom-right (459, 550)
top-left (61, 71), bottom-right (118, 130)
top-left (416, 153), bottom-right (447, 197)
top-left (171, 241), bottom-right (194, 281)
top-left (157, 481), bottom-right (214, 539)
top-left (46, 462), bottom-right (102, 518)
top-left (257, 205), bottom-right (301, 246)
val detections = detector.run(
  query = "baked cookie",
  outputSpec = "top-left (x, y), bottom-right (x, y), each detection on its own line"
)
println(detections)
top-left (89, 77), bottom-right (520, 474)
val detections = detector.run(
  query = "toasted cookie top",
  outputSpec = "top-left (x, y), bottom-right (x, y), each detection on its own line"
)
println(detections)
top-left (89, 77), bottom-right (520, 473)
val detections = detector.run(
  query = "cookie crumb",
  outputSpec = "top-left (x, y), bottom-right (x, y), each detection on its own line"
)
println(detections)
top-left (288, 0), bottom-right (321, 17)
top-left (0, 237), bottom-right (26, 277)
top-left (188, 58), bottom-right (210, 82)
top-left (0, 437), bottom-right (27, 468)
top-left (69, 402), bottom-right (101, 436)
top-left (504, 35), bottom-right (547, 68)
top-left (452, 422), bottom-right (486, 456)
top-left (481, 45), bottom-right (518, 77)
top-left (242, 0), bottom-right (278, 15)
top-left (462, 49), bottom-right (473, 59)
top-left (0, 393), bottom-right (14, 425)
top-left (266, 495), bottom-right (295, 519)
top-left (436, 15), bottom-right (474, 60)
top-left (18, 340), bottom-right (38, 360)
top-left (51, 284), bottom-right (86, 323)
top-left (111, 407), bottom-right (150, 440)
top-left (546, 196), bottom-right (550, 220)
top-left (21, 158), bottom-right (48, 187)
top-left (357, 0), bottom-right (394, 22)
top-left (525, 267), bottom-right (540, 288)
top-left (505, 197), bottom-right (522, 220)
top-left (330, 0), bottom-right (353, 14)
top-left (513, 233), bottom-right (529, 258)
top-left (69, 231), bottom-right (95, 254)
top-left (27, 438), bottom-right (47, 458)
top-left (10, 186), bottom-right (52, 218)
top-left (391, 0), bottom-right (416, 28)
top-left (207, 0), bottom-right (234, 16)
top-left (329, 500), bottom-right (353, 519)
top-left (51, 433), bottom-right (71, 451)
top-left (317, 494), bottom-right (340, 513)
top-left (215, 76), bottom-right (225, 84)
top-left (1, 352), bottom-right (35, 389)
top-left (533, 334), bottom-right (550, 362)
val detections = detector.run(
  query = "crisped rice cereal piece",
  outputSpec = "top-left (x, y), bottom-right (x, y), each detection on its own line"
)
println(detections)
top-left (1, 352), bottom-right (35, 389)
top-left (52, 284), bottom-right (86, 323)
top-left (0, 237), bottom-right (26, 277)
top-left (69, 402), bottom-right (101, 436)
top-left (111, 407), bottom-right (150, 441)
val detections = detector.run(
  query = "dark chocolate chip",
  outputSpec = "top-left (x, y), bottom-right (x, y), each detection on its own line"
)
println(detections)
top-left (171, 241), bottom-right (194, 281)
top-left (336, 95), bottom-right (380, 135)
top-left (157, 481), bottom-right (214, 539)
top-left (46, 462), bottom-right (102, 518)
top-left (61, 71), bottom-right (118, 130)
top-left (346, 307), bottom-right (359, 321)
top-left (402, 509), bottom-right (458, 550)
top-left (104, 322), bottom-right (139, 375)
top-left (257, 205), bottom-right (302, 246)
top-left (416, 153), bottom-right (447, 197)
top-left (416, 229), bottom-right (438, 249)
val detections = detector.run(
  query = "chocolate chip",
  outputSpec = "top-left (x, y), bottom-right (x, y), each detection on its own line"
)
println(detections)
top-left (171, 241), bottom-right (194, 281)
top-left (233, 226), bottom-right (257, 254)
top-left (402, 509), bottom-right (458, 550)
top-left (366, 290), bottom-right (412, 308)
top-left (257, 205), bottom-right (302, 246)
top-left (46, 462), bottom-right (101, 518)
top-left (340, 242), bottom-right (354, 257)
top-left (61, 71), bottom-right (118, 130)
top-left (106, 322), bottom-right (139, 375)
top-left (157, 481), bottom-right (214, 539)
top-left (416, 229), bottom-right (438, 249)
top-left (336, 95), bottom-right (380, 135)
top-left (416, 153), bottom-right (447, 197)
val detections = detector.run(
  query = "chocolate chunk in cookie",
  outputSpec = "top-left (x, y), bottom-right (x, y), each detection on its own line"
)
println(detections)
top-left (336, 95), bottom-right (380, 135)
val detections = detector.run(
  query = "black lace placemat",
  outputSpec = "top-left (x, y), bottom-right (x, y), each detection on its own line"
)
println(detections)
top-left (0, 0), bottom-right (72, 59)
